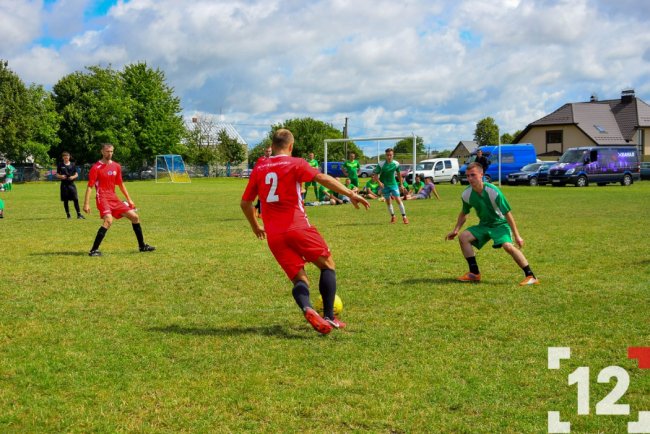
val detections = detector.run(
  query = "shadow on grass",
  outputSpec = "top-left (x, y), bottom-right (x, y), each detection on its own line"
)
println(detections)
top-left (30, 251), bottom-right (88, 257)
top-left (148, 324), bottom-right (309, 340)
top-left (402, 277), bottom-right (461, 284)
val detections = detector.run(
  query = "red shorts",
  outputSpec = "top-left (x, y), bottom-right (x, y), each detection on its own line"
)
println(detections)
top-left (267, 226), bottom-right (331, 280)
top-left (96, 196), bottom-right (133, 219)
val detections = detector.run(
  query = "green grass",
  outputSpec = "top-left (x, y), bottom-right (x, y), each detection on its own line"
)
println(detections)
top-left (1, 178), bottom-right (649, 433)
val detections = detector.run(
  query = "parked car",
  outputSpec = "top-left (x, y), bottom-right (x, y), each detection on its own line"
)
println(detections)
top-left (0, 161), bottom-right (5, 178)
top-left (506, 162), bottom-right (555, 186)
top-left (399, 164), bottom-right (413, 179)
top-left (359, 164), bottom-right (377, 178)
top-left (640, 162), bottom-right (650, 180)
top-left (406, 158), bottom-right (460, 184)
top-left (548, 146), bottom-right (640, 187)
top-left (459, 144), bottom-right (537, 184)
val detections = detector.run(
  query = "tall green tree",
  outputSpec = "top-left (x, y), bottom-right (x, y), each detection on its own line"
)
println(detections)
top-left (263, 117), bottom-right (361, 161)
top-left (25, 84), bottom-right (61, 164)
top-left (474, 117), bottom-right (499, 146)
top-left (122, 62), bottom-right (184, 168)
top-left (217, 128), bottom-right (246, 166)
top-left (394, 136), bottom-right (425, 154)
top-left (53, 66), bottom-right (135, 165)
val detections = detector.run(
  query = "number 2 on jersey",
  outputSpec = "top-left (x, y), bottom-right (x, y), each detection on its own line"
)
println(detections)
top-left (265, 172), bottom-right (279, 202)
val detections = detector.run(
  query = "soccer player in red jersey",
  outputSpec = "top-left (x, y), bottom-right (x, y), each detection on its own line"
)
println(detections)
top-left (241, 129), bottom-right (369, 335)
top-left (83, 143), bottom-right (155, 257)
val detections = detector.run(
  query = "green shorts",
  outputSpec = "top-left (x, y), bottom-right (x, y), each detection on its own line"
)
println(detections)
top-left (467, 222), bottom-right (512, 250)
top-left (305, 181), bottom-right (317, 187)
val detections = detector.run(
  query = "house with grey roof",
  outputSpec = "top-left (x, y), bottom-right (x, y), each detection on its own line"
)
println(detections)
top-left (450, 140), bottom-right (478, 161)
top-left (514, 89), bottom-right (650, 159)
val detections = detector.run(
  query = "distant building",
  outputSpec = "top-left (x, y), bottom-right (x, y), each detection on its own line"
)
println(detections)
top-left (450, 140), bottom-right (478, 161)
top-left (514, 90), bottom-right (650, 159)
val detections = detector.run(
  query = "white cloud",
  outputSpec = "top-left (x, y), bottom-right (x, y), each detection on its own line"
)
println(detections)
top-left (3, 0), bottom-right (650, 149)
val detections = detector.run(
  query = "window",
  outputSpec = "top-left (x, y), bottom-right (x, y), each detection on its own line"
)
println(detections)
top-left (546, 130), bottom-right (563, 143)
top-left (444, 160), bottom-right (452, 169)
top-left (435, 161), bottom-right (443, 170)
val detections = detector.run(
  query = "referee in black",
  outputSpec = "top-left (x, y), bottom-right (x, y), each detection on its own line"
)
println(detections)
top-left (57, 151), bottom-right (84, 219)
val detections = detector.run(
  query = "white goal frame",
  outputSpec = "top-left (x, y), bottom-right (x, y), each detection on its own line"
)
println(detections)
top-left (323, 134), bottom-right (418, 177)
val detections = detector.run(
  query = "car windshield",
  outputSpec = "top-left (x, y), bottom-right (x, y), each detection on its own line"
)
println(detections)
top-left (559, 149), bottom-right (586, 164)
top-left (521, 163), bottom-right (541, 172)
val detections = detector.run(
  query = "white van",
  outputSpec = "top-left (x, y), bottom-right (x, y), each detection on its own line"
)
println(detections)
top-left (407, 158), bottom-right (460, 184)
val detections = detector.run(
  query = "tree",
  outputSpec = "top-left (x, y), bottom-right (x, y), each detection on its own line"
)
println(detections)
top-left (121, 62), bottom-right (184, 168)
top-left (500, 133), bottom-right (514, 144)
top-left (217, 128), bottom-right (246, 166)
top-left (262, 117), bottom-right (361, 162)
top-left (474, 117), bottom-right (499, 146)
top-left (52, 66), bottom-right (135, 166)
top-left (0, 60), bottom-right (59, 164)
top-left (394, 136), bottom-right (425, 154)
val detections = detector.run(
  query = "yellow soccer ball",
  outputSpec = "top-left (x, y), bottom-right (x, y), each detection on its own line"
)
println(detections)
top-left (314, 294), bottom-right (343, 317)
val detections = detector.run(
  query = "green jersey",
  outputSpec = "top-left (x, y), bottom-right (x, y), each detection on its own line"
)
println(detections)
top-left (5, 164), bottom-right (15, 179)
top-left (343, 160), bottom-right (360, 179)
top-left (365, 179), bottom-right (380, 194)
top-left (316, 185), bottom-right (329, 201)
top-left (374, 160), bottom-right (400, 187)
top-left (412, 181), bottom-right (425, 194)
top-left (461, 183), bottom-right (512, 226)
top-left (307, 158), bottom-right (319, 169)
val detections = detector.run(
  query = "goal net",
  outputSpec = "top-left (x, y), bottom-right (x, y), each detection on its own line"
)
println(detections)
top-left (155, 154), bottom-right (191, 183)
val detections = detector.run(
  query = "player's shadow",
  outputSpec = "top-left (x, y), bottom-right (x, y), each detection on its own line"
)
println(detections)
top-left (30, 251), bottom-right (88, 257)
top-left (402, 277), bottom-right (460, 284)
top-left (148, 324), bottom-right (308, 340)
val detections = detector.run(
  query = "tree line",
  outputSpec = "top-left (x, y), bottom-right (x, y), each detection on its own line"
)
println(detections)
top-left (0, 60), bottom-right (245, 170)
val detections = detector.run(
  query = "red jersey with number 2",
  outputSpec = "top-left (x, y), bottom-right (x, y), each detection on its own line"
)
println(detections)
top-left (242, 155), bottom-right (319, 235)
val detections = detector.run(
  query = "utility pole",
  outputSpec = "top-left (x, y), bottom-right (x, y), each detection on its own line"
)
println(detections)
top-left (343, 117), bottom-right (349, 157)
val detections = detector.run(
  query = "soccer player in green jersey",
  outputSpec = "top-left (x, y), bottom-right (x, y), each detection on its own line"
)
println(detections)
top-left (374, 148), bottom-right (408, 224)
top-left (0, 197), bottom-right (4, 218)
top-left (303, 152), bottom-right (320, 201)
top-left (411, 175), bottom-right (425, 194)
top-left (445, 163), bottom-right (539, 286)
top-left (3, 162), bottom-right (15, 191)
top-left (342, 152), bottom-right (361, 188)
top-left (361, 173), bottom-right (382, 199)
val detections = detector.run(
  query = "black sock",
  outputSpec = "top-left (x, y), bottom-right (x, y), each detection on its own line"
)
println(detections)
top-left (63, 201), bottom-right (70, 217)
top-left (319, 269), bottom-right (337, 319)
top-left (73, 199), bottom-right (81, 215)
top-left (292, 281), bottom-right (312, 311)
top-left (522, 265), bottom-right (535, 278)
top-left (132, 223), bottom-right (145, 248)
top-left (466, 256), bottom-right (480, 275)
top-left (91, 227), bottom-right (107, 251)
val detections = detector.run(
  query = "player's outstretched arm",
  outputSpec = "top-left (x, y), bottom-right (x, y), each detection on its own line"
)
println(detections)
top-left (313, 173), bottom-right (369, 210)
top-left (445, 212), bottom-right (467, 240)
top-left (240, 199), bottom-right (266, 240)
top-left (118, 183), bottom-right (135, 208)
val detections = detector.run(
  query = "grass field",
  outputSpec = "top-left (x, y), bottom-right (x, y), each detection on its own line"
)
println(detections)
top-left (1, 178), bottom-right (649, 433)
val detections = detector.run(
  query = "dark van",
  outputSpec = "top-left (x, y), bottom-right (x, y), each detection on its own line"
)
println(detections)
top-left (548, 146), bottom-right (640, 187)
top-left (321, 161), bottom-right (345, 177)
top-left (459, 144), bottom-right (537, 184)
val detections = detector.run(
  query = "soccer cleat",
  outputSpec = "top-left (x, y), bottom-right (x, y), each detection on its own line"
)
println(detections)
top-left (88, 250), bottom-right (102, 257)
top-left (303, 307), bottom-right (333, 335)
top-left (390, 215), bottom-right (396, 224)
top-left (67, 215), bottom-right (71, 219)
top-left (402, 216), bottom-right (409, 224)
top-left (325, 317), bottom-right (346, 329)
top-left (139, 244), bottom-right (156, 252)
top-left (77, 214), bottom-right (85, 219)
top-left (457, 272), bottom-right (481, 282)
top-left (519, 276), bottom-right (540, 286)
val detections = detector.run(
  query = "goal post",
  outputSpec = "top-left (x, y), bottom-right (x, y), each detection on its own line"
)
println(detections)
top-left (323, 134), bottom-right (418, 178)
top-left (155, 154), bottom-right (191, 183)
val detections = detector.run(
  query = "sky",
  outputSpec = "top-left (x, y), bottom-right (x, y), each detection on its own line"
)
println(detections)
top-left (2, 0), bottom-right (650, 154)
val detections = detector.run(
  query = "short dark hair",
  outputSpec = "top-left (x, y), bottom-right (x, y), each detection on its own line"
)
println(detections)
top-left (467, 162), bottom-right (484, 173)
top-left (385, 148), bottom-right (394, 153)
top-left (62, 151), bottom-right (70, 157)
top-left (272, 129), bottom-right (294, 150)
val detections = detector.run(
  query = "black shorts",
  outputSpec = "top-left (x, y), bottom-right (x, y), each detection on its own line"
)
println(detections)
top-left (60, 183), bottom-right (78, 201)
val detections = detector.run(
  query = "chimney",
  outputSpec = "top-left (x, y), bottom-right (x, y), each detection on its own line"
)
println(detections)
top-left (590, 93), bottom-right (598, 102)
top-left (621, 89), bottom-right (635, 104)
